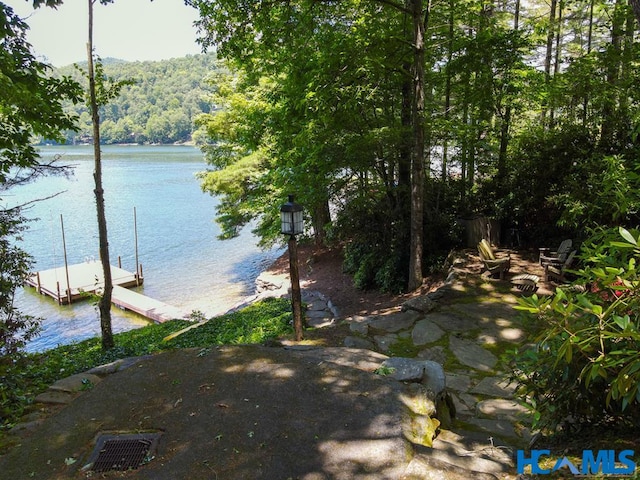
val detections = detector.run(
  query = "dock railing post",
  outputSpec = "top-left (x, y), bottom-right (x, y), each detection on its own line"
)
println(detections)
top-left (60, 215), bottom-right (72, 304)
top-left (134, 207), bottom-right (140, 286)
top-left (36, 272), bottom-right (41, 294)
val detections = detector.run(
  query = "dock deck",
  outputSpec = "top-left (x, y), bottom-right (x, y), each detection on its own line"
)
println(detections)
top-left (25, 261), bottom-right (141, 304)
top-left (25, 261), bottom-right (188, 323)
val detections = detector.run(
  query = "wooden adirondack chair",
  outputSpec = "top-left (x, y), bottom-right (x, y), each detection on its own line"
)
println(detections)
top-left (477, 239), bottom-right (511, 279)
top-left (539, 239), bottom-right (572, 267)
top-left (545, 250), bottom-right (576, 283)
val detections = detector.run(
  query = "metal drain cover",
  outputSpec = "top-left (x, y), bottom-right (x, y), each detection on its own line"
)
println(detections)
top-left (85, 432), bottom-right (162, 473)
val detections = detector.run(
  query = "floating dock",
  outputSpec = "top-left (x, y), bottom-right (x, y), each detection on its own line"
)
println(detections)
top-left (25, 261), bottom-right (188, 323)
top-left (111, 286), bottom-right (187, 323)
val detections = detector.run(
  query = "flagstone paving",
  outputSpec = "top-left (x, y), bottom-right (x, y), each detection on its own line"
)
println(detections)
top-left (338, 254), bottom-right (545, 478)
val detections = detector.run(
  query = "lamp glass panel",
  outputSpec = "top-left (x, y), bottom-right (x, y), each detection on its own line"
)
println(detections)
top-left (292, 210), bottom-right (304, 235)
top-left (281, 211), bottom-right (293, 235)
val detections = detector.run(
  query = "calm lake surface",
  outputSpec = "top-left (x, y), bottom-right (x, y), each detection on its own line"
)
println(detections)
top-left (9, 145), bottom-right (282, 352)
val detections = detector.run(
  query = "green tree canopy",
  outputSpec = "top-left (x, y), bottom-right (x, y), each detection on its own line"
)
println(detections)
top-left (190, 0), bottom-right (640, 295)
top-left (0, 1), bottom-right (82, 358)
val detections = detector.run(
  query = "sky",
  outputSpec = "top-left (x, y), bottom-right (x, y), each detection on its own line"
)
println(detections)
top-left (7, 0), bottom-right (204, 67)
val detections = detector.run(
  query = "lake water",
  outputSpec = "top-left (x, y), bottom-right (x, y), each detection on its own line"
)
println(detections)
top-left (7, 145), bottom-right (283, 352)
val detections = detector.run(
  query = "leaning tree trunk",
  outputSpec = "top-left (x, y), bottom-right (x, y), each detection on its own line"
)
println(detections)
top-left (87, 0), bottom-right (114, 350)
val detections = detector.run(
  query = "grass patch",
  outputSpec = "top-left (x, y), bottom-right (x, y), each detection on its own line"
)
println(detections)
top-left (168, 297), bottom-right (293, 348)
top-left (0, 297), bottom-right (292, 430)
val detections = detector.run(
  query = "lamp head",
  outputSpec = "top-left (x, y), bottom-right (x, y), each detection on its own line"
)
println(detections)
top-left (280, 195), bottom-right (303, 236)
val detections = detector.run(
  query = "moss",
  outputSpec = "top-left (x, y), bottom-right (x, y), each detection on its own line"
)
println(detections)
top-left (387, 336), bottom-right (421, 358)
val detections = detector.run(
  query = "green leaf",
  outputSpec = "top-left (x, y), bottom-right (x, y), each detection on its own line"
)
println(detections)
top-left (564, 343), bottom-right (572, 363)
top-left (613, 315), bottom-right (630, 330)
top-left (609, 241), bottom-right (636, 249)
top-left (619, 227), bottom-right (638, 246)
top-left (576, 294), bottom-right (593, 310)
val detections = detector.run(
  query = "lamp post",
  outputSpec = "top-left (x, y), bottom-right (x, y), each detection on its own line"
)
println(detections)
top-left (280, 195), bottom-right (304, 341)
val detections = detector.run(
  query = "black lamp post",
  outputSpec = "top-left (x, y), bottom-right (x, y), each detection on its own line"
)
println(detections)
top-left (280, 195), bottom-right (304, 341)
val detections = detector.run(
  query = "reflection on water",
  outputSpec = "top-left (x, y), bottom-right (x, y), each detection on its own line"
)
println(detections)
top-left (8, 145), bottom-right (283, 352)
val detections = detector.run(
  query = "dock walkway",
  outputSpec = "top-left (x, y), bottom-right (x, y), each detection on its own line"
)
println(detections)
top-left (111, 286), bottom-right (188, 323)
top-left (25, 261), bottom-right (188, 323)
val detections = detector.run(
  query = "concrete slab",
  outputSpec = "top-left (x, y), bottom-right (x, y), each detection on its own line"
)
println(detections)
top-left (2, 346), bottom-right (417, 480)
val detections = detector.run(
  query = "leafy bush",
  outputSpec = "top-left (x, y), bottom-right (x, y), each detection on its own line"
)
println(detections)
top-left (511, 227), bottom-right (640, 432)
top-left (340, 187), bottom-right (461, 293)
top-left (0, 208), bottom-right (40, 361)
top-left (343, 240), bottom-right (406, 294)
top-left (339, 193), bottom-right (409, 293)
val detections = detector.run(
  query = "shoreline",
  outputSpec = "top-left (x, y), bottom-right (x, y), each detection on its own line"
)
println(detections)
top-left (24, 244), bottom-right (438, 354)
top-left (232, 244), bottom-right (446, 320)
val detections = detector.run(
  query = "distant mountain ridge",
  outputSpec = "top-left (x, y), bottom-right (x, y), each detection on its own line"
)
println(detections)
top-left (55, 52), bottom-right (220, 145)
top-left (68, 57), bottom-right (129, 67)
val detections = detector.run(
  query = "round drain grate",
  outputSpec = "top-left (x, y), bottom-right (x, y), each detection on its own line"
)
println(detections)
top-left (85, 432), bottom-right (162, 473)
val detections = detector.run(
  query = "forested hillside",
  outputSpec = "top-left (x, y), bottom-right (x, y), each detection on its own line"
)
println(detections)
top-left (55, 52), bottom-right (218, 144)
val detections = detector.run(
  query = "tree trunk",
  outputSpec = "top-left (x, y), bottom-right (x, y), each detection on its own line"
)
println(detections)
top-left (582, 0), bottom-right (594, 125)
top-left (399, 75), bottom-right (412, 195)
top-left (442, 0), bottom-right (454, 183)
top-left (618, 5), bottom-right (635, 124)
top-left (460, 88), bottom-right (469, 203)
top-left (87, 0), bottom-right (114, 350)
top-left (496, 0), bottom-right (520, 196)
top-left (600, 0), bottom-right (625, 148)
top-left (311, 197), bottom-right (331, 246)
top-left (542, 0), bottom-right (557, 126)
top-left (549, 0), bottom-right (563, 127)
top-left (394, 72), bottom-right (412, 283)
top-left (407, 0), bottom-right (427, 292)
top-left (630, 0), bottom-right (640, 28)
